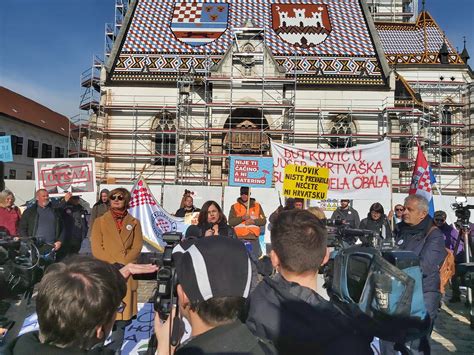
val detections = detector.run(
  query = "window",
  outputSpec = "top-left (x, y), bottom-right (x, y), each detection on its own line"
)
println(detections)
top-left (55, 146), bottom-right (65, 158)
top-left (9, 169), bottom-right (16, 179)
top-left (26, 171), bottom-right (33, 180)
top-left (441, 109), bottom-right (452, 163)
top-left (11, 135), bottom-right (23, 155)
top-left (41, 143), bottom-right (52, 158)
top-left (153, 113), bottom-right (177, 166)
top-left (329, 115), bottom-right (355, 149)
top-left (27, 140), bottom-right (39, 157)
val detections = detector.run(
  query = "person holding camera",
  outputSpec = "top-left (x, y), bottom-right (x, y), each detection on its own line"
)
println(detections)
top-left (330, 199), bottom-right (360, 228)
top-left (246, 209), bottom-right (373, 354)
top-left (359, 202), bottom-right (392, 240)
top-left (6, 256), bottom-right (157, 354)
top-left (154, 237), bottom-right (275, 355)
top-left (91, 188), bottom-right (143, 352)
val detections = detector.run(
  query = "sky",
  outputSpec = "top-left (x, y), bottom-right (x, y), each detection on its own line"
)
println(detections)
top-left (0, 0), bottom-right (473, 120)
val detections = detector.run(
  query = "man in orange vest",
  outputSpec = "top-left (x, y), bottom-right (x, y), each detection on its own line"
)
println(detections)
top-left (228, 186), bottom-right (267, 258)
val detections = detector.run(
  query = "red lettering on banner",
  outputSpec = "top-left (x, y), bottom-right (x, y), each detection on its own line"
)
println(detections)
top-left (352, 175), bottom-right (390, 189)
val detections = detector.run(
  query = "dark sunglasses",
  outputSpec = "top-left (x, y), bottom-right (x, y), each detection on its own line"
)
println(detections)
top-left (110, 195), bottom-right (124, 201)
top-left (434, 219), bottom-right (445, 224)
top-left (395, 208), bottom-right (404, 212)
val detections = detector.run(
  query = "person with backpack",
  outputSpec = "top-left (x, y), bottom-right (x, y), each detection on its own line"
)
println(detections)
top-left (392, 195), bottom-right (447, 354)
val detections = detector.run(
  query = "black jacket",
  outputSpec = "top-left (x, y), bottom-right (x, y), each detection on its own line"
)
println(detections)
top-left (330, 207), bottom-right (360, 228)
top-left (359, 214), bottom-right (392, 240)
top-left (19, 203), bottom-right (64, 242)
top-left (58, 200), bottom-right (88, 241)
top-left (186, 220), bottom-right (233, 238)
top-left (6, 331), bottom-right (113, 355)
top-left (175, 206), bottom-right (200, 218)
top-left (395, 216), bottom-right (447, 315)
top-left (246, 274), bottom-right (373, 355)
top-left (176, 321), bottom-right (275, 355)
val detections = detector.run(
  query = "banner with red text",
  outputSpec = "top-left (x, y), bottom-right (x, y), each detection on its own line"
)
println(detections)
top-left (271, 140), bottom-right (391, 200)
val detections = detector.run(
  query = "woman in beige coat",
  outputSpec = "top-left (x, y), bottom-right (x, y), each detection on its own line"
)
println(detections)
top-left (91, 187), bottom-right (143, 352)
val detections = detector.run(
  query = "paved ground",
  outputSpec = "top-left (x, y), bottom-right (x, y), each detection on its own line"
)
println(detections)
top-left (1, 278), bottom-right (473, 354)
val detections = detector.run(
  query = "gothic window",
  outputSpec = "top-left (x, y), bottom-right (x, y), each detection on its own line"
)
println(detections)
top-left (441, 108), bottom-right (452, 163)
top-left (329, 116), bottom-right (355, 149)
top-left (153, 113), bottom-right (177, 166)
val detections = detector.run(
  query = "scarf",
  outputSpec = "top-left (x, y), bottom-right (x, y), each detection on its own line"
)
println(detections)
top-left (396, 215), bottom-right (433, 242)
top-left (111, 208), bottom-right (128, 232)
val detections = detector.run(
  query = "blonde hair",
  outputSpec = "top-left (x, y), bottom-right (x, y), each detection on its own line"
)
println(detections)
top-left (0, 190), bottom-right (15, 208)
top-left (307, 206), bottom-right (326, 221)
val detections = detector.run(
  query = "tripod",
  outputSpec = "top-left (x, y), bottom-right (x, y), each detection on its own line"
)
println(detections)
top-left (455, 223), bottom-right (474, 329)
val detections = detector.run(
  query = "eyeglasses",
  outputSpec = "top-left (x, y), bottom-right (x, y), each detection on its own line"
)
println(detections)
top-left (434, 219), bottom-right (445, 224)
top-left (117, 301), bottom-right (126, 313)
top-left (110, 195), bottom-right (124, 201)
top-left (395, 208), bottom-right (404, 212)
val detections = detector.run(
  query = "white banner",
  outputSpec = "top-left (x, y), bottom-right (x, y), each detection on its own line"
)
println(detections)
top-left (271, 140), bottom-right (392, 200)
top-left (129, 178), bottom-right (189, 251)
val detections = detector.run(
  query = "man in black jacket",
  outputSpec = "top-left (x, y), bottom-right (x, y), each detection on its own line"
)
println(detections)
top-left (155, 237), bottom-right (275, 355)
top-left (19, 189), bottom-right (64, 254)
top-left (246, 209), bottom-right (373, 354)
top-left (330, 199), bottom-right (360, 228)
top-left (58, 193), bottom-right (88, 256)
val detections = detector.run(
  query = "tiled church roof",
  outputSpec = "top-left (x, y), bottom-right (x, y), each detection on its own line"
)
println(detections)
top-left (376, 12), bottom-right (464, 65)
top-left (109, 0), bottom-right (387, 85)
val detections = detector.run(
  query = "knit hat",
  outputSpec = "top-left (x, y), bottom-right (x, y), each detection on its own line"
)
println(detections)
top-left (240, 186), bottom-right (250, 195)
top-left (173, 237), bottom-right (251, 303)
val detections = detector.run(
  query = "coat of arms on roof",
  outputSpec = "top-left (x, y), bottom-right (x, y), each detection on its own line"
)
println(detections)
top-left (170, 1), bottom-right (229, 47)
top-left (271, 4), bottom-right (332, 48)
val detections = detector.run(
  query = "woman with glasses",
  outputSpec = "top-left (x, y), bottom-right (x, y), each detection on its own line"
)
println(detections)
top-left (91, 187), bottom-right (143, 352)
top-left (359, 202), bottom-right (392, 240)
top-left (186, 200), bottom-right (232, 238)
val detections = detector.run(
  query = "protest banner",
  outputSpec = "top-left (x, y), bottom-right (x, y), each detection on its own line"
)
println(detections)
top-left (283, 164), bottom-right (329, 200)
top-left (271, 139), bottom-right (391, 200)
top-left (0, 136), bottom-right (13, 162)
top-left (34, 157), bottom-right (96, 197)
top-left (229, 156), bottom-right (273, 188)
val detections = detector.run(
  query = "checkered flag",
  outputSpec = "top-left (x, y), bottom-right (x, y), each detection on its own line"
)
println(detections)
top-left (409, 145), bottom-right (436, 217)
top-left (128, 177), bottom-right (189, 251)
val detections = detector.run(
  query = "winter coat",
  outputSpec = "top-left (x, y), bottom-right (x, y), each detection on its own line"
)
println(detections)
top-left (359, 214), bottom-right (392, 240)
top-left (246, 274), bottom-right (373, 355)
top-left (91, 211), bottom-right (143, 321)
top-left (395, 216), bottom-right (447, 316)
top-left (19, 203), bottom-right (64, 242)
top-left (176, 321), bottom-right (276, 355)
top-left (330, 207), bottom-right (360, 228)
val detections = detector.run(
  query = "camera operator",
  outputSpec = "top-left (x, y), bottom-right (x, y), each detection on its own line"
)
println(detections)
top-left (154, 237), bottom-right (276, 355)
top-left (330, 199), bottom-right (360, 228)
top-left (5, 256), bottom-right (157, 354)
top-left (246, 209), bottom-right (373, 354)
top-left (389, 195), bottom-right (447, 354)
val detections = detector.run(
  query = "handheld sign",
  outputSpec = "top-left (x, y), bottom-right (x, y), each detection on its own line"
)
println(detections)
top-left (0, 136), bottom-right (13, 162)
top-left (283, 164), bottom-right (330, 200)
top-left (229, 156), bottom-right (273, 188)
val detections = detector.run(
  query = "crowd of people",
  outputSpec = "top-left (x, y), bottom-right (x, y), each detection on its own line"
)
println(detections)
top-left (0, 185), bottom-right (473, 355)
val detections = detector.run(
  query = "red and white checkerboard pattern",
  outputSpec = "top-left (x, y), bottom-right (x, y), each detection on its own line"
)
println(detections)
top-left (129, 187), bottom-right (157, 208)
top-left (417, 169), bottom-right (432, 193)
top-left (172, 2), bottom-right (202, 23)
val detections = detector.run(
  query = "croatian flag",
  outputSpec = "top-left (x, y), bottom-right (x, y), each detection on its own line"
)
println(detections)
top-left (128, 177), bottom-right (189, 251)
top-left (409, 145), bottom-right (436, 217)
top-left (170, 2), bottom-right (229, 47)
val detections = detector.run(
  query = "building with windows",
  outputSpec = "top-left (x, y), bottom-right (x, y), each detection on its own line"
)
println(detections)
top-left (0, 87), bottom-right (70, 180)
top-left (75, 0), bottom-right (473, 194)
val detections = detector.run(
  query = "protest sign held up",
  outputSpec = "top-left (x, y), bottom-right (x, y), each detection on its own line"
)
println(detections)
top-left (229, 156), bottom-right (273, 188)
top-left (283, 164), bottom-right (329, 200)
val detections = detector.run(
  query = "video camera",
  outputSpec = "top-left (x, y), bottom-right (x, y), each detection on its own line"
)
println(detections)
top-left (326, 218), bottom-right (384, 249)
top-left (152, 232), bottom-right (183, 321)
top-left (451, 196), bottom-right (474, 229)
top-left (0, 232), bottom-right (41, 299)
